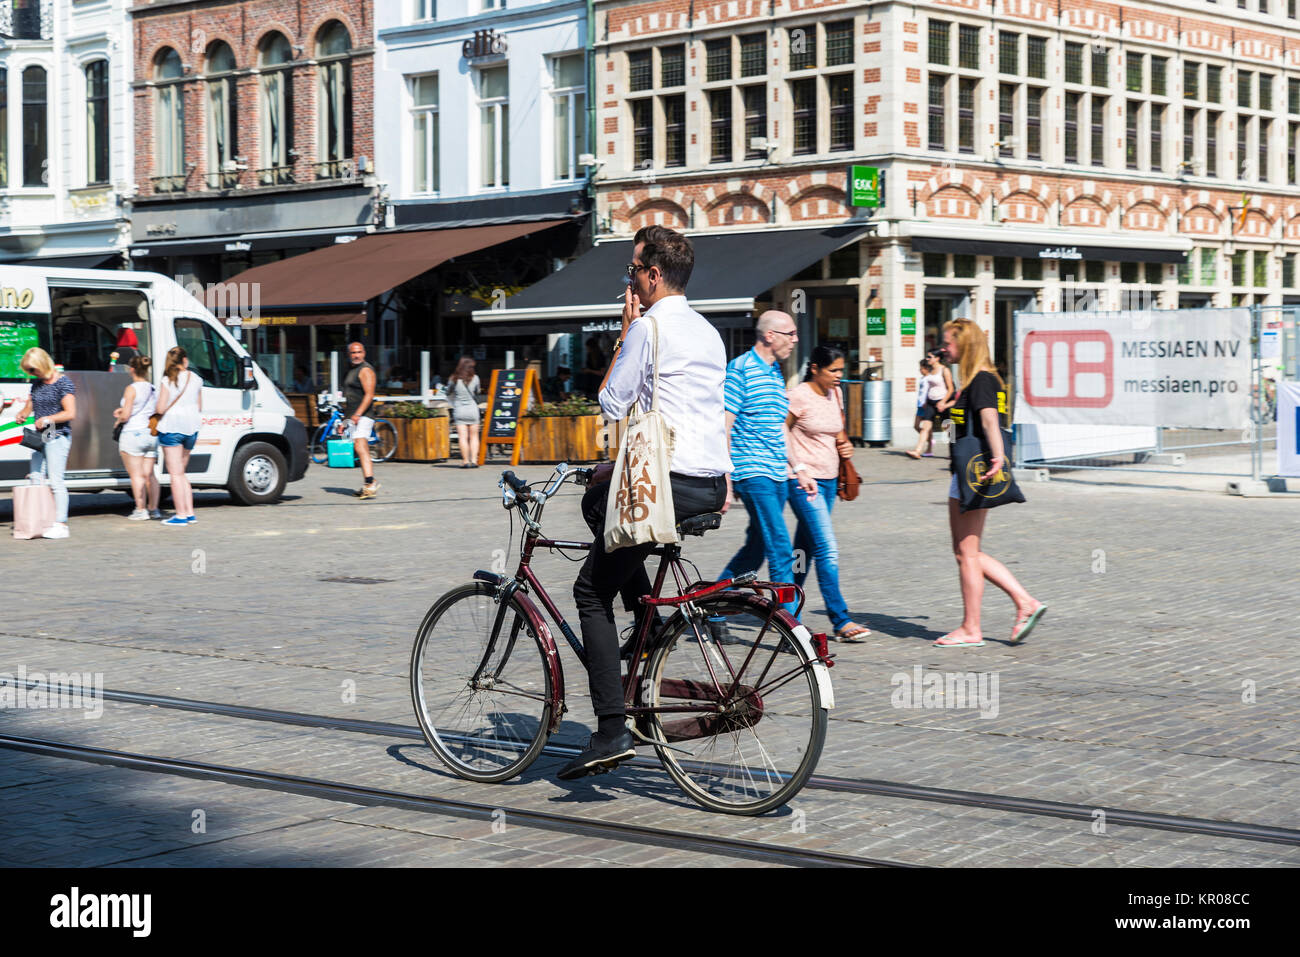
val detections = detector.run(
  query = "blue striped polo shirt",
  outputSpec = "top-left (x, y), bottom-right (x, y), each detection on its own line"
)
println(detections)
top-left (725, 348), bottom-right (789, 482)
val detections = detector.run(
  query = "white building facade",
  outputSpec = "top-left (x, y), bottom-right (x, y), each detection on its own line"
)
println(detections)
top-left (375, 0), bottom-right (590, 222)
top-left (0, 0), bottom-right (131, 265)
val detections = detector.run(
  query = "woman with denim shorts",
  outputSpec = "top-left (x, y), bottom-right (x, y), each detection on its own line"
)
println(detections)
top-left (113, 355), bottom-right (162, 520)
top-left (10, 347), bottom-right (76, 539)
top-left (786, 345), bottom-right (870, 642)
top-left (155, 346), bottom-right (203, 526)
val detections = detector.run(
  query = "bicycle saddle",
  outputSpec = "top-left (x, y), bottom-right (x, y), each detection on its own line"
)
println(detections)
top-left (677, 512), bottom-right (723, 537)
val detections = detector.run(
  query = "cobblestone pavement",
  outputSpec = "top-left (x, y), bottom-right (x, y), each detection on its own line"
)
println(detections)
top-left (0, 449), bottom-right (1296, 866)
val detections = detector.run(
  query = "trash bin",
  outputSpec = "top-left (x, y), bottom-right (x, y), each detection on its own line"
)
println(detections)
top-left (838, 380), bottom-right (864, 445)
top-left (863, 379), bottom-right (892, 446)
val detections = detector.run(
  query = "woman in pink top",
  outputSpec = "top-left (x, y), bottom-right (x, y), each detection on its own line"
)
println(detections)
top-left (786, 346), bottom-right (870, 641)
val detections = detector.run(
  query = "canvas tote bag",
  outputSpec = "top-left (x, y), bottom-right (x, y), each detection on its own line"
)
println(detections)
top-left (603, 315), bottom-right (678, 551)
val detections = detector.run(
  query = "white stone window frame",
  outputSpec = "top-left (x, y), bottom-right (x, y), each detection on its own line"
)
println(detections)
top-left (927, 16), bottom-right (985, 161)
top-left (477, 66), bottom-right (509, 190)
top-left (15, 58), bottom-right (53, 192)
top-left (408, 72), bottom-right (439, 195)
top-left (550, 53), bottom-right (586, 184)
top-left (782, 19), bottom-right (856, 160)
top-left (623, 46), bottom-right (684, 174)
top-left (1234, 69), bottom-right (1279, 184)
top-left (74, 52), bottom-right (112, 190)
top-left (993, 31), bottom-right (1050, 164)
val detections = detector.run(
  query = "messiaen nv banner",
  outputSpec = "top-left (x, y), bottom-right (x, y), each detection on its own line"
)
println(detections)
top-left (1278, 382), bottom-right (1300, 478)
top-left (1013, 309), bottom-right (1252, 430)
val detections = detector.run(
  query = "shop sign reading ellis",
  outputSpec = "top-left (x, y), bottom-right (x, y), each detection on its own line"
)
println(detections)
top-left (848, 166), bottom-right (881, 208)
top-left (463, 29), bottom-right (508, 60)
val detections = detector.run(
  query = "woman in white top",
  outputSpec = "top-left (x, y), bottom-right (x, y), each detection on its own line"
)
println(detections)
top-left (112, 355), bottom-right (162, 520)
top-left (907, 356), bottom-right (954, 459)
top-left (155, 346), bottom-right (204, 526)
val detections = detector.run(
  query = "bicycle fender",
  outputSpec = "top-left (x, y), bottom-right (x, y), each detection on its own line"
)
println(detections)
top-left (786, 622), bottom-right (835, 710)
top-left (470, 572), bottom-right (566, 732)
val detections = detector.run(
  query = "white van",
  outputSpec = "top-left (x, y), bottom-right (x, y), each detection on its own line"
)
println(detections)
top-left (0, 266), bottom-right (308, 505)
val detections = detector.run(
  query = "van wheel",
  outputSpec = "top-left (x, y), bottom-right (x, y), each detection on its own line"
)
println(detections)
top-left (229, 442), bottom-right (286, 505)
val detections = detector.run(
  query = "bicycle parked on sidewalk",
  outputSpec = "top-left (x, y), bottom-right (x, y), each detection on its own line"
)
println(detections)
top-left (309, 396), bottom-right (397, 464)
top-left (409, 464), bottom-right (836, 815)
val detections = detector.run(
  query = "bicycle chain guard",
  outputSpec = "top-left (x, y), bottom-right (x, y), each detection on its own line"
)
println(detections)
top-left (653, 677), bottom-right (764, 742)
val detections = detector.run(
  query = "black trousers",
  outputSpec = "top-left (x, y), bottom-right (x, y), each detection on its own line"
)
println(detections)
top-left (573, 474), bottom-right (728, 718)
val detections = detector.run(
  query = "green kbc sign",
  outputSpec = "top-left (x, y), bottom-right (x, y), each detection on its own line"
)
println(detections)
top-left (848, 166), bottom-right (880, 207)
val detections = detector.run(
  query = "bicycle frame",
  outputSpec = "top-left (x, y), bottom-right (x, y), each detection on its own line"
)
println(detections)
top-left (475, 525), bottom-right (824, 736)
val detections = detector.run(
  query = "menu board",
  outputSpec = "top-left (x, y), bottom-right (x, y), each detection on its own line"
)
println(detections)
top-left (488, 369), bottom-right (527, 438)
top-left (0, 319), bottom-right (40, 379)
top-left (479, 367), bottom-right (542, 466)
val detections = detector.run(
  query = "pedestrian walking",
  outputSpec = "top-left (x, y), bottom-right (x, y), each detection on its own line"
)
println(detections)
top-left (10, 348), bottom-right (75, 539)
top-left (786, 346), bottom-right (870, 641)
top-left (447, 357), bottom-right (481, 468)
top-left (906, 355), bottom-right (952, 459)
top-left (155, 347), bottom-right (203, 527)
top-left (342, 341), bottom-right (380, 497)
top-left (112, 355), bottom-right (161, 520)
top-left (935, 319), bottom-right (1045, 647)
top-left (562, 224), bottom-right (731, 780)
top-left (718, 310), bottom-right (800, 616)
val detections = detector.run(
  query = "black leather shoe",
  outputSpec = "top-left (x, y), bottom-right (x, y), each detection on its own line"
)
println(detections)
top-left (556, 730), bottom-right (637, 780)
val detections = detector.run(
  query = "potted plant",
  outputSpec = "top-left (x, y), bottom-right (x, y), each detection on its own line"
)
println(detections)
top-left (520, 395), bottom-right (608, 463)
top-left (379, 401), bottom-right (450, 461)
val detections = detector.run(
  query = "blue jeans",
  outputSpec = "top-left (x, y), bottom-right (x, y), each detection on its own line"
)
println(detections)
top-left (721, 475), bottom-right (798, 617)
top-left (789, 477), bottom-right (851, 631)
top-left (30, 432), bottom-right (71, 523)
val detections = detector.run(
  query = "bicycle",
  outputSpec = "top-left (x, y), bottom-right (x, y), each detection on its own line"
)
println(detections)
top-left (409, 463), bottom-right (835, 815)
top-left (309, 396), bottom-right (397, 464)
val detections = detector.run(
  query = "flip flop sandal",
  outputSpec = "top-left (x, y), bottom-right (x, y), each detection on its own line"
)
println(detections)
top-left (832, 625), bottom-right (871, 642)
top-left (1010, 604), bottom-right (1047, 644)
top-left (934, 635), bottom-right (985, 647)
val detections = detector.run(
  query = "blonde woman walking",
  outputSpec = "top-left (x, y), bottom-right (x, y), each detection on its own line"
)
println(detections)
top-left (935, 319), bottom-right (1045, 647)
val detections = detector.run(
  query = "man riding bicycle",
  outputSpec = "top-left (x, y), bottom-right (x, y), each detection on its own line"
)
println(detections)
top-left (560, 225), bottom-right (733, 781)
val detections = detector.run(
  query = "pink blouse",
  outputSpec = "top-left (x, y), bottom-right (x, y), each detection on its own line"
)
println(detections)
top-left (787, 382), bottom-right (844, 480)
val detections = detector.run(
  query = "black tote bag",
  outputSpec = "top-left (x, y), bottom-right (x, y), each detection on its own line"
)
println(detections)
top-left (952, 412), bottom-right (1025, 513)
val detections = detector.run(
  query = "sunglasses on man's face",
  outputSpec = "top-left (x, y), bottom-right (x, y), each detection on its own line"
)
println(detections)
top-left (625, 263), bottom-right (649, 279)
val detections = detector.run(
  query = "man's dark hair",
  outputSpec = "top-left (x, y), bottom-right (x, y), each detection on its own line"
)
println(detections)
top-left (634, 225), bottom-right (694, 291)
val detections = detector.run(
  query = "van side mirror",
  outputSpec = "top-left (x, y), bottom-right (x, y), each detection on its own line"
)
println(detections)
top-left (240, 355), bottom-right (256, 390)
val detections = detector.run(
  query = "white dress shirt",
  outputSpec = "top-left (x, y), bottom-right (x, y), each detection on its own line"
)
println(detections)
top-left (600, 294), bottom-right (733, 477)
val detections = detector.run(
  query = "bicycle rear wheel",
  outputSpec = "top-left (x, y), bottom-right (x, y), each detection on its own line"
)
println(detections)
top-left (410, 582), bottom-right (554, 782)
top-left (309, 424), bottom-right (331, 464)
top-left (369, 420), bottom-right (398, 462)
top-left (643, 594), bottom-right (827, 815)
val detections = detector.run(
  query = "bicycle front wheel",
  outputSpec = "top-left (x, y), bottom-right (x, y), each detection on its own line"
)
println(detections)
top-left (410, 582), bottom-right (554, 783)
top-left (309, 424), bottom-right (330, 464)
top-left (369, 419), bottom-right (398, 462)
top-left (644, 594), bottom-right (827, 815)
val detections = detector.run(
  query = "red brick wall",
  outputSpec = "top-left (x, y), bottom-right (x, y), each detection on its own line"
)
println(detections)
top-left (133, 1), bottom-right (373, 196)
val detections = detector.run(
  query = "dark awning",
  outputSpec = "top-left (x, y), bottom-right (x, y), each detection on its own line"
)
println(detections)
top-left (129, 227), bottom-right (372, 263)
top-left (909, 235), bottom-right (1187, 264)
top-left (214, 221), bottom-right (568, 313)
top-left (14, 252), bottom-right (119, 269)
top-left (475, 223), bottom-right (875, 326)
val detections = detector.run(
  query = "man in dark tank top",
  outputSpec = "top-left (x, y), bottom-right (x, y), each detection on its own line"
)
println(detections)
top-left (343, 341), bottom-right (379, 498)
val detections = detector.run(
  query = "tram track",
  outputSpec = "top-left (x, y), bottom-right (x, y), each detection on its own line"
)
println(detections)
top-left (0, 731), bottom-right (900, 868)
top-left (11, 682), bottom-right (1300, 849)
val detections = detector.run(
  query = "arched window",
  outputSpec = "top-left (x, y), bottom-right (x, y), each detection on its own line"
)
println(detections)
top-left (85, 60), bottom-right (109, 185)
top-left (205, 41), bottom-right (239, 188)
top-left (154, 48), bottom-right (185, 191)
top-left (22, 65), bottom-right (48, 187)
top-left (258, 32), bottom-right (295, 184)
top-left (315, 21), bottom-right (353, 177)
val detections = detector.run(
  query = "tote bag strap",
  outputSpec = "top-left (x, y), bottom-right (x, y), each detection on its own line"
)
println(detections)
top-left (647, 314), bottom-right (662, 413)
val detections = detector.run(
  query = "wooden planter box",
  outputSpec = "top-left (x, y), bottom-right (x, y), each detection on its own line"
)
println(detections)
top-left (520, 414), bottom-right (607, 463)
top-left (391, 416), bottom-right (450, 461)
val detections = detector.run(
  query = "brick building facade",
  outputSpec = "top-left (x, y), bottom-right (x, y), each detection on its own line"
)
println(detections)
top-left (578, 0), bottom-right (1300, 434)
top-left (126, 0), bottom-right (376, 389)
